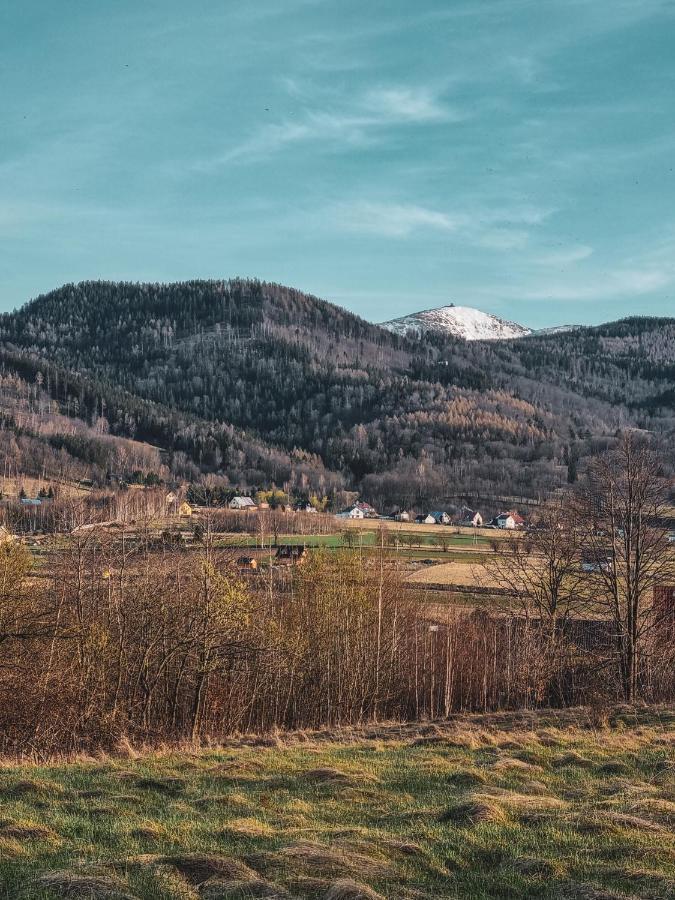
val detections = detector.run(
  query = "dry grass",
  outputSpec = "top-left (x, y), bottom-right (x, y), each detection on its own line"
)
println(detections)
top-left (35, 871), bottom-right (140, 899)
top-left (439, 797), bottom-right (508, 826)
top-left (407, 559), bottom-right (498, 587)
top-left (323, 879), bottom-right (386, 899)
top-left (0, 706), bottom-right (672, 899)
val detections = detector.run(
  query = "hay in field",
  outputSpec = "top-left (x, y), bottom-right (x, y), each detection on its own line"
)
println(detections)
top-left (323, 879), bottom-right (385, 900)
top-left (439, 797), bottom-right (507, 826)
top-left (445, 768), bottom-right (489, 788)
top-left (278, 841), bottom-right (393, 879)
top-left (220, 818), bottom-right (276, 839)
top-left (35, 871), bottom-right (139, 899)
top-left (1, 777), bottom-right (63, 799)
top-left (129, 820), bottom-right (166, 841)
top-left (553, 751), bottom-right (595, 769)
top-left (152, 853), bottom-right (258, 885)
top-left (303, 767), bottom-right (375, 787)
top-left (200, 878), bottom-right (290, 898)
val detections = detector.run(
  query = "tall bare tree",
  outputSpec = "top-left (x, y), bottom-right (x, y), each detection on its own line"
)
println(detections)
top-left (482, 498), bottom-right (585, 702)
top-left (574, 434), bottom-right (674, 702)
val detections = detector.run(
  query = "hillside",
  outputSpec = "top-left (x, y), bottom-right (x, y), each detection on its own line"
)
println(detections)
top-left (0, 280), bottom-right (673, 507)
top-left (0, 707), bottom-right (673, 900)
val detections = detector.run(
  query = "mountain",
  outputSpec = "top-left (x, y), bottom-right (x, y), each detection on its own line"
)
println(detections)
top-left (0, 280), bottom-right (673, 510)
top-left (381, 304), bottom-right (532, 341)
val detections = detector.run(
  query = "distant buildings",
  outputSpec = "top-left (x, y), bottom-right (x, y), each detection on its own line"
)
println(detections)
top-left (229, 496), bottom-right (257, 511)
top-left (490, 511), bottom-right (525, 529)
top-left (430, 511), bottom-right (451, 525)
top-left (337, 505), bottom-right (365, 519)
top-left (337, 501), bottom-right (378, 519)
top-left (275, 545), bottom-right (308, 566)
top-left (458, 507), bottom-right (483, 527)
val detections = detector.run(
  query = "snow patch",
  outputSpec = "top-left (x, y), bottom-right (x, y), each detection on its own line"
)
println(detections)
top-left (380, 305), bottom-right (532, 341)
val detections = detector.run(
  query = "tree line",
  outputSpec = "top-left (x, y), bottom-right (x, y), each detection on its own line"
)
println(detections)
top-left (0, 436), bottom-right (672, 756)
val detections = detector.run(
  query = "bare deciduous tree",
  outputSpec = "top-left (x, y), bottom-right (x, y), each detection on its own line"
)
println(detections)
top-left (574, 435), bottom-right (674, 701)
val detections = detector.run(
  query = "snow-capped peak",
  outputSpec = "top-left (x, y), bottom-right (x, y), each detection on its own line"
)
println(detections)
top-left (380, 304), bottom-right (532, 341)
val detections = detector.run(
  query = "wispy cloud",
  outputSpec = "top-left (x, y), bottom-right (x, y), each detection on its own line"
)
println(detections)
top-left (521, 263), bottom-right (675, 302)
top-left (534, 245), bottom-right (594, 265)
top-left (194, 83), bottom-right (461, 169)
top-left (333, 202), bottom-right (459, 237)
top-left (329, 198), bottom-right (554, 243)
top-left (360, 86), bottom-right (450, 122)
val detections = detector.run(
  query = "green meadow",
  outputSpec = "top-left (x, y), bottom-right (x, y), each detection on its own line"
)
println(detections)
top-left (0, 707), bottom-right (673, 899)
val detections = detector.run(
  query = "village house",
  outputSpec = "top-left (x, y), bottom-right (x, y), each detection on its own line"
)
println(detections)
top-left (393, 510), bottom-right (410, 522)
top-left (355, 501), bottom-right (378, 518)
top-left (229, 496), bottom-right (257, 511)
top-left (178, 501), bottom-right (193, 517)
top-left (458, 507), bottom-right (483, 527)
top-left (295, 502), bottom-right (317, 513)
top-left (337, 500), bottom-right (378, 519)
top-left (491, 510), bottom-right (525, 529)
top-left (337, 505), bottom-right (365, 519)
top-left (416, 513), bottom-right (436, 525)
top-left (237, 556), bottom-right (258, 570)
top-left (275, 545), bottom-right (308, 566)
top-left (430, 511), bottom-right (451, 525)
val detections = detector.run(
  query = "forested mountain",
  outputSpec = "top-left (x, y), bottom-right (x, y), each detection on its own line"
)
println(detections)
top-left (0, 279), bottom-right (673, 508)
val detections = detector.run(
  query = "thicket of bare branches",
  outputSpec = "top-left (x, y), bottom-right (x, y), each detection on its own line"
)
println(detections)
top-left (0, 436), bottom-right (672, 756)
top-left (574, 436), bottom-right (674, 701)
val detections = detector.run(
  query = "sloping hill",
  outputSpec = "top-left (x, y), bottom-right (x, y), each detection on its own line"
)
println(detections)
top-left (0, 280), bottom-right (673, 506)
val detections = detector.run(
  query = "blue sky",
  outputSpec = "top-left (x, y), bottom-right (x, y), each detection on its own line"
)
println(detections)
top-left (2, 0), bottom-right (675, 327)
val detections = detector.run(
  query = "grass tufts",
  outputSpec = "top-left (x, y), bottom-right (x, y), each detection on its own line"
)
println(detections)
top-left (278, 841), bottom-right (392, 879)
top-left (439, 797), bottom-right (507, 827)
top-left (323, 879), bottom-right (385, 900)
top-left (154, 854), bottom-right (259, 885)
top-left (35, 870), bottom-right (140, 899)
top-left (200, 878), bottom-right (290, 898)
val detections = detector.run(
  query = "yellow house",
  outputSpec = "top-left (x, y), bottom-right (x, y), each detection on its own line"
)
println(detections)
top-left (178, 501), bottom-right (193, 518)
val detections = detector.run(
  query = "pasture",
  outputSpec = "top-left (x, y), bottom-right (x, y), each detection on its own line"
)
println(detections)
top-left (0, 707), bottom-right (672, 899)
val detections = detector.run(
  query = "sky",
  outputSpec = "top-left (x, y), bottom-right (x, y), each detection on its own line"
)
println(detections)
top-left (1, 0), bottom-right (675, 328)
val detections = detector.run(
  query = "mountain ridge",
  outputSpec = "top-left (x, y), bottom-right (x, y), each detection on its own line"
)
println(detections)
top-left (0, 279), bottom-right (673, 508)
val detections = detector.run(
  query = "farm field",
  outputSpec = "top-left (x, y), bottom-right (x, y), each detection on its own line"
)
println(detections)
top-left (407, 558), bottom-right (497, 589)
top-left (338, 518), bottom-right (505, 541)
top-left (0, 706), bottom-right (673, 899)
top-left (210, 530), bottom-right (491, 552)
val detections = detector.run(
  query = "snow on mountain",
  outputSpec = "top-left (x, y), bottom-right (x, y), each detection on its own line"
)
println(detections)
top-left (380, 304), bottom-right (533, 341)
top-left (535, 324), bottom-right (581, 336)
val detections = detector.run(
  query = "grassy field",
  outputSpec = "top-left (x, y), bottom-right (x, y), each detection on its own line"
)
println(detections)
top-left (0, 707), bottom-right (673, 899)
top-left (211, 532), bottom-right (490, 552)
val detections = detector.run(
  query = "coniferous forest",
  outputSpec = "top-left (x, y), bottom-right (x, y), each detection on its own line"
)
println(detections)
top-left (0, 278), bottom-right (672, 508)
